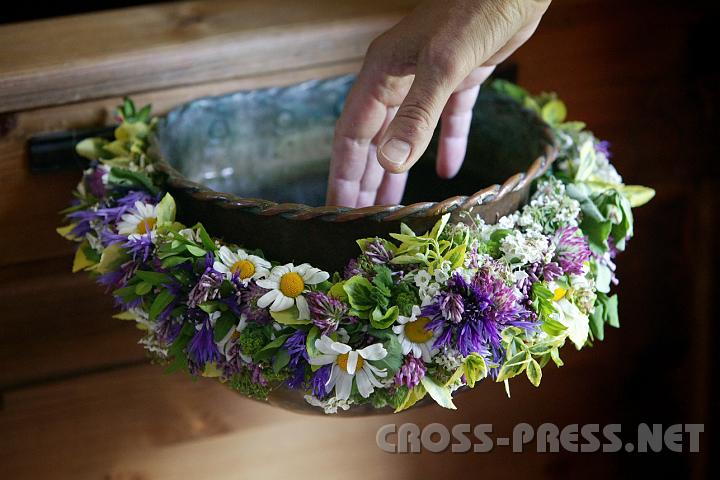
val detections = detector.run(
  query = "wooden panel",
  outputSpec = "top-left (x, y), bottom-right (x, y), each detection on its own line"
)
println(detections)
top-left (0, 357), bottom-right (621, 480)
top-left (0, 61), bottom-right (361, 268)
top-left (0, 0), bottom-right (414, 113)
top-left (0, 256), bottom-right (145, 389)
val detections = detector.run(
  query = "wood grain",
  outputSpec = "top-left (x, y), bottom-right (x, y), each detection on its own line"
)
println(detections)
top-left (0, 0), bottom-right (414, 113)
top-left (0, 356), bottom-right (620, 480)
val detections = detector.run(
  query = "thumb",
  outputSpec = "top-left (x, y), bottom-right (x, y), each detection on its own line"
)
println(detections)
top-left (377, 61), bottom-right (461, 173)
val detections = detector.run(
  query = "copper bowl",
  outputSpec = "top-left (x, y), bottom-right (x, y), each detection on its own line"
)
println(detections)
top-left (154, 76), bottom-right (556, 275)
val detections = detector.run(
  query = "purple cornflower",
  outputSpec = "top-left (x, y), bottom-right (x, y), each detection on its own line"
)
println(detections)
top-left (553, 226), bottom-right (591, 276)
top-left (364, 239), bottom-right (393, 264)
top-left (123, 234), bottom-right (154, 263)
top-left (286, 366), bottom-right (306, 389)
top-left (285, 330), bottom-right (308, 367)
top-left (186, 313), bottom-right (221, 366)
top-left (311, 364), bottom-right (331, 399)
top-left (306, 291), bottom-right (346, 334)
top-left (394, 354), bottom-right (426, 389)
top-left (239, 280), bottom-right (272, 324)
top-left (424, 271), bottom-right (534, 356)
top-left (67, 208), bottom-right (99, 237)
top-left (438, 291), bottom-right (464, 324)
top-left (343, 258), bottom-right (362, 279)
top-left (188, 253), bottom-right (224, 308)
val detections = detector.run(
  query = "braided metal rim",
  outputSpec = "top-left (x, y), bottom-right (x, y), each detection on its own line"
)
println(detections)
top-left (152, 104), bottom-right (558, 224)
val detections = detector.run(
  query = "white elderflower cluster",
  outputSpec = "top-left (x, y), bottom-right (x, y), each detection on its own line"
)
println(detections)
top-left (500, 228), bottom-right (550, 266)
top-left (517, 178), bottom-right (581, 233)
top-left (434, 347), bottom-right (464, 371)
top-left (304, 394), bottom-right (354, 414)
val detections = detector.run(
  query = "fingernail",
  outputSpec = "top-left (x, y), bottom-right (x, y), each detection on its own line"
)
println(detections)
top-left (380, 138), bottom-right (411, 167)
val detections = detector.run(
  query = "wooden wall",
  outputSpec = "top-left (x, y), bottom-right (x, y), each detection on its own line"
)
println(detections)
top-left (0, 0), bottom-right (714, 478)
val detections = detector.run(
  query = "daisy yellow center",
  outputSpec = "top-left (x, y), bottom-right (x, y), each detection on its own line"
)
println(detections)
top-left (279, 272), bottom-right (305, 298)
top-left (135, 217), bottom-right (156, 234)
top-left (231, 259), bottom-right (255, 279)
top-left (404, 317), bottom-right (433, 343)
top-left (337, 352), bottom-right (363, 373)
top-left (553, 287), bottom-right (567, 301)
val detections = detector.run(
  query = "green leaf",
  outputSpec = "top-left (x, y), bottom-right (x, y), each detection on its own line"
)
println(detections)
top-left (343, 275), bottom-right (375, 317)
top-left (420, 376), bottom-right (456, 410)
top-left (541, 99), bottom-right (567, 125)
top-left (328, 281), bottom-right (348, 301)
top-left (156, 193), bottom-right (176, 226)
top-left (91, 243), bottom-right (127, 275)
top-left (135, 270), bottom-right (171, 286)
top-left (306, 326), bottom-right (321, 358)
top-left (75, 137), bottom-right (109, 161)
top-left (372, 266), bottom-right (393, 296)
top-left (135, 281), bottom-right (152, 296)
top-left (526, 358), bottom-right (542, 387)
top-left (269, 306), bottom-right (311, 325)
top-left (213, 312), bottom-right (235, 342)
top-left (72, 240), bottom-right (97, 272)
top-left (186, 245), bottom-right (207, 257)
top-left (394, 385), bottom-right (427, 413)
top-left (575, 140), bottom-right (597, 182)
top-left (619, 185), bottom-right (655, 208)
top-left (496, 350), bottom-right (531, 382)
top-left (372, 335), bottom-right (403, 375)
top-left (605, 294), bottom-right (619, 328)
top-left (195, 224), bottom-right (217, 251)
top-left (161, 256), bottom-right (191, 268)
top-left (541, 316), bottom-right (567, 336)
top-left (429, 213), bottom-right (450, 240)
top-left (149, 289), bottom-right (175, 322)
top-left (390, 254), bottom-right (425, 265)
top-left (370, 305), bottom-right (399, 330)
top-left (253, 333), bottom-right (291, 362)
top-left (444, 243), bottom-right (467, 269)
top-left (550, 347), bottom-right (564, 367)
top-left (108, 167), bottom-right (159, 195)
top-left (594, 263), bottom-right (612, 294)
top-left (463, 353), bottom-right (487, 388)
top-left (272, 348), bottom-right (291, 373)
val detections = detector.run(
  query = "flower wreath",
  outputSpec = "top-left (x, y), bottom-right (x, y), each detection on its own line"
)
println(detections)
top-left (59, 81), bottom-right (654, 414)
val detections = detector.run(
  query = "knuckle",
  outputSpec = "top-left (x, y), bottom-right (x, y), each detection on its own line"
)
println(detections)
top-left (396, 101), bottom-right (436, 134)
top-left (420, 41), bottom-right (468, 79)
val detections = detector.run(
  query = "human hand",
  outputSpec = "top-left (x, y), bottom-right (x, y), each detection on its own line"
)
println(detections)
top-left (326, 0), bottom-right (551, 207)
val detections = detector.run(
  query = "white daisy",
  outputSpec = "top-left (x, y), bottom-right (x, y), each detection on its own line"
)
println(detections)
top-left (117, 201), bottom-right (158, 239)
top-left (309, 335), bottom-right (388, 400)
top-left (392, 305), bottom-right (436, 362)
top-left (213, 245), bottom-right (270, 284)
top-left (256, 263), bottom-right (329, 319)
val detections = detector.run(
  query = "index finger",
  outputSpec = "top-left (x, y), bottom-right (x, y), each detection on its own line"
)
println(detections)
top-left (326, 64), bottom-right (389, 207)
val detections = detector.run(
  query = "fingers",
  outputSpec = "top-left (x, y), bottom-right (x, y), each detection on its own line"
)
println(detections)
top-left (326, 60), bottom-right (391, 207)
top-left (436, 66), bottom-right (494, 179)
top-left (376, 57), bottom-right (465, 174)
top-left (436, 84), bottom-right (479, 179)
top-left (357, 106), bottom-right (397, 207)
top-left (376, 170), bottom-right (408, 205)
